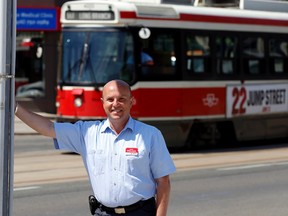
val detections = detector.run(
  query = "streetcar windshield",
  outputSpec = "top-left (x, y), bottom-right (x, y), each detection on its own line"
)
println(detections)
top-left (61, 29), bottom-right (134, 85)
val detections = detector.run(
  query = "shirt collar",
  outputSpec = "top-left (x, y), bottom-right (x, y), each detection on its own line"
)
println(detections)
top-left (101, 117), bottom-right (134, 133)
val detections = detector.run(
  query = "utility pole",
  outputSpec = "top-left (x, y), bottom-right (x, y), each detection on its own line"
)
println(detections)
top-left (0, 0), bottom-right (16, 216)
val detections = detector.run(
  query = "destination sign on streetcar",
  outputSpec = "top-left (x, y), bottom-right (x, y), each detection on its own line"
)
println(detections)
top-left (65, 11), bottom-right (115, 20)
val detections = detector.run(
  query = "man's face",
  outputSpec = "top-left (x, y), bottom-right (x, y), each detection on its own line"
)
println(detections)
top-left (101, 81), bottom-right (133, 123)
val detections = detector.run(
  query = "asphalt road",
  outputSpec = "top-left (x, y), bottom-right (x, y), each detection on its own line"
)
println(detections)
top-left (12, 135), bottom-right (288, 216)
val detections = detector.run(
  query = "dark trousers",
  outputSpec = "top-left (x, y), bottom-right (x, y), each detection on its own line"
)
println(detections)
top-left (93, 200), bottom-right (156, 216)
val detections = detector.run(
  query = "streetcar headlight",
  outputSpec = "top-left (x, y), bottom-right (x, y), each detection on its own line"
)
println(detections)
top-left (74, 97), bottom-right (83, 108)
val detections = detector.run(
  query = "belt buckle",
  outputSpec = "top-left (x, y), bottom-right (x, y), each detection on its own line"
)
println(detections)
top-left (115, 207), bottom-right (126, 214)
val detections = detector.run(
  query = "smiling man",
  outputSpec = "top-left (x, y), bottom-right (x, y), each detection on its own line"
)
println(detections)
top-left (15, 79), bottom-right (176, 216)
top-left (101, 80), bottom-right (134, 134)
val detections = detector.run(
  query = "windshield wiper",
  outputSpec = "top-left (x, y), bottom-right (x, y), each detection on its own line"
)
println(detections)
top-left (78, 43), bottom-right (89, 81)
top-left (66, 33), bottom-right (97, 84)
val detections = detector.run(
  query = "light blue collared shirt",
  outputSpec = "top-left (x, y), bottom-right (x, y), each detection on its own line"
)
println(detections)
top-left (53, 117), bottom-right (176, 207)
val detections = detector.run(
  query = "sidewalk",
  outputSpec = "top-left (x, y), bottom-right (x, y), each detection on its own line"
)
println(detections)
top-left (14, 142), bottom-right (288, 187)
top-left (13, 114), bottom-right (288, 187)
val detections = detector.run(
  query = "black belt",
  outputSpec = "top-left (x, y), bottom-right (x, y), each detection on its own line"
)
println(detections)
top-left (100, 197), bottom-right (155, 214)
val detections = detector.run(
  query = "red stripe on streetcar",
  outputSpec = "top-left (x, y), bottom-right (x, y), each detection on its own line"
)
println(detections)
top-left (57, 87), bottom-right (226, 119)
top-left (120, 11), bottom-right (137, 19)
top-left (180, 13), bottom-right (288, 27)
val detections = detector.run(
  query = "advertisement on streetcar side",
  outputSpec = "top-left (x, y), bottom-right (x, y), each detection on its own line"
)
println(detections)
top-left (226, 84), bottom-right (288, 118)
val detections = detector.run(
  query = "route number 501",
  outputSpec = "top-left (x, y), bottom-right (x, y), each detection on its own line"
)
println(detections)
top-left (232, 87), bottom-right (247, 115)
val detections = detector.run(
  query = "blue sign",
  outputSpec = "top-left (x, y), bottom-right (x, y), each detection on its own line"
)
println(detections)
top-left (17, 8), bottom-right (59, 31)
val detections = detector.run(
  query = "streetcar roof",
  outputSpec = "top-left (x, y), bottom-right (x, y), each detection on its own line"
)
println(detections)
top-left (61, 0), bottom-right (288, 33)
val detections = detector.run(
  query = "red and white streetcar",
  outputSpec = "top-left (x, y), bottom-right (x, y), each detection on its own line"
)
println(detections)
top-left (56, 0), bottom-right (288, 148)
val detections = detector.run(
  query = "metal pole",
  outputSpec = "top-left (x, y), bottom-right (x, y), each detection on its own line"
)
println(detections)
top-left (0, 0), bottom-right (16, 215)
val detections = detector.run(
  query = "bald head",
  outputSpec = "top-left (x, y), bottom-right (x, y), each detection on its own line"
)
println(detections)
top-left (102, 80), bottom-right (132, 98)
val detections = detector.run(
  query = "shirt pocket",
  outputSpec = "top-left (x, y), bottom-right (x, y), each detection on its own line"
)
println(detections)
top-left (88, 149), bottom-right (106, 176)
top-left (126, 150), bottom-right (146, 174)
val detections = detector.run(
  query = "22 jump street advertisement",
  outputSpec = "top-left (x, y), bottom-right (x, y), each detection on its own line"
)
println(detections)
top-left (227, 83), bottom-right (288, 118)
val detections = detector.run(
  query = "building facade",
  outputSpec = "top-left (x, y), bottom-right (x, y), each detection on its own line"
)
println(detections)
top-left (16, 0), bottom-right (66, 113)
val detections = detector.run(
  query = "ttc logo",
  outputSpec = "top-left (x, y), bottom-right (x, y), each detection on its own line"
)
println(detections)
top-left (203, 94), bottom-right (219, 107)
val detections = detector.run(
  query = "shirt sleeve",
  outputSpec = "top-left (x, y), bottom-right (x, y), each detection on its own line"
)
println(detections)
top-left (150, 129), bottom-right (176, 179)
top-left (53, 121), bottom-right (86, 154)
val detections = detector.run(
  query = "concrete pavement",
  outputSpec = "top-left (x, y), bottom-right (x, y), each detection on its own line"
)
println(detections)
top-left (13, 114), bottom-right (288, 188)
top-left (14, 143), bottom-right (288, 188)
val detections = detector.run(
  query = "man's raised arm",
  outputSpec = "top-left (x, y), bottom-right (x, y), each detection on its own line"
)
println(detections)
top-left (15, 103), bottom-right (56, 138)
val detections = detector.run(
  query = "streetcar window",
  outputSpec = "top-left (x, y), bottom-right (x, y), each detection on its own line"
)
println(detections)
top-left (186, 34), bottom-right (210, 74)
top-left (268, 39), bottom-right (288, 74)
top-left (215, 36), bottom-right (237, 74)
top-left (242, 37), bottom-right (265, 74)
top-left (138, 31), bottom-right (177, 78)
top-left (61, 30), bottom-right (134, 84)
top-left (153, 34), bottom-right (176, 69)
top-left (269, 39), bottom-right (288, 57)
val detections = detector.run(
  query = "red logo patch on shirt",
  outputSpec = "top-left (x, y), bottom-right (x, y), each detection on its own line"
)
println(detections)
top-left (125, 148), bottom-right (138, 156)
